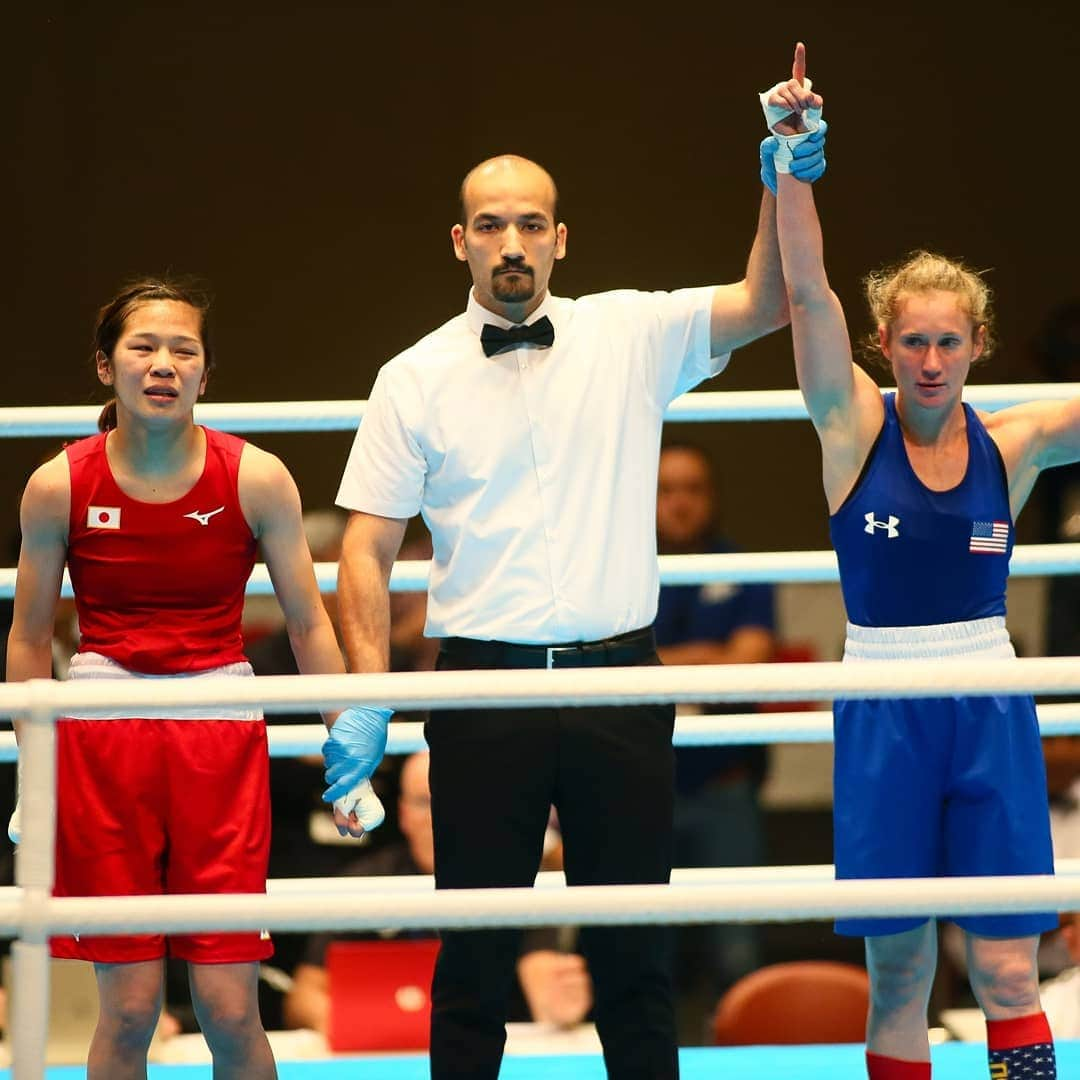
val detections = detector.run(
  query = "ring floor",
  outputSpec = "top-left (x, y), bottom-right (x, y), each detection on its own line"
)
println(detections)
top-left (8, 1043), bottom-right (1080, 1079)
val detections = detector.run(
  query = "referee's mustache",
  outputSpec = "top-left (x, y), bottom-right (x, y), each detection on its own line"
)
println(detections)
top-left (494, 260), bottom-right (534, 276)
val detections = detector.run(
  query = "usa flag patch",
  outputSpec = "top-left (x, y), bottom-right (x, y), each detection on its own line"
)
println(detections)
top-left (87, 506), bottom-right (121, 530)
top-left (969, 520), bottom-right (1008, 554)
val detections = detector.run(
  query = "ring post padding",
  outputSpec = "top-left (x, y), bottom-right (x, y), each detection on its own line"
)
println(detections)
top-left (11, 686), bottom-right (56, 1080)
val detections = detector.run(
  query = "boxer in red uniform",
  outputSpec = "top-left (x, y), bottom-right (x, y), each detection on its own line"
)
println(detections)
top-left (6, 280), bottom-right (352, 1080)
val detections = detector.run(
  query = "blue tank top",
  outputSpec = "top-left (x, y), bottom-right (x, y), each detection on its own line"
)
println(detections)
top-left (830, 393), bottom-right (1012, 627)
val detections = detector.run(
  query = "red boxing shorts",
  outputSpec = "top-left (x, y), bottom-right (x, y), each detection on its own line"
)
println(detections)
top-left (52, 715), bottom-right (272, 964)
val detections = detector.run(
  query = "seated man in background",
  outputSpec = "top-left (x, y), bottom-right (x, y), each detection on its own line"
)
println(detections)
top-left (284, 751), bottom-right (592, 1034)
top-left (1039, 913), bottom-right (1080, 1038)
top-left (654, 440), bottom-right (777, 1035)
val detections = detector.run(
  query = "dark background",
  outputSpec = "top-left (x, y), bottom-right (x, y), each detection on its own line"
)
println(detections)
top-left (8, 2), bottom-right (1079, 553)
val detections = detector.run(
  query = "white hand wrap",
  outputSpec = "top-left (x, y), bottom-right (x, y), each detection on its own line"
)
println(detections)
top-left (758, 77), bottom-right (823, 173)
top-left (333, 777), bottom-right (386, 832)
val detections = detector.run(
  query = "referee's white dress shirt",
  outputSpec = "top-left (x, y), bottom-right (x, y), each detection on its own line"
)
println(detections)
top-left (337, 286), bottom-right (724, 644)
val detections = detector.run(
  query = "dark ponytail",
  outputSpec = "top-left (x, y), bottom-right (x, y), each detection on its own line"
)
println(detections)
top-left (98, 399), bottom-right (119, 432)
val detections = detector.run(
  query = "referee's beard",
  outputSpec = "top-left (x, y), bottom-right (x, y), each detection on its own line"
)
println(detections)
top-left (491, 265), bottom-right (535, 303)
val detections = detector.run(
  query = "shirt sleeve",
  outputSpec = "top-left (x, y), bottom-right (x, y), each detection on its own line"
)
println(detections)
top-left (637, 286), bottom-right (726, 408)
top-left (335, 364), bottom-right (426, 518)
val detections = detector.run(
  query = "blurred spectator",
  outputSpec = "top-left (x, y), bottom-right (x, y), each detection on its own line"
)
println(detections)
top-left (1040, 912), bottom-right (1080, 1037)
top-left (1033, 301), bottom-right (1080, 658)
top-left (940, 739), bottom-right (1080, 999)
top-left (1031, 300), bottom-right (1080, 987)
top-left (284, 751), bottom-right (592, 1034)
top-left (654, 440), bottom-right (776, 1025)
top-left (1043, 743), bottom-right (1080, 974)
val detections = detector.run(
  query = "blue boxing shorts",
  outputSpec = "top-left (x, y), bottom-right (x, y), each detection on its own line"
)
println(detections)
top-left (832, 616), bottom-right (1056, 938)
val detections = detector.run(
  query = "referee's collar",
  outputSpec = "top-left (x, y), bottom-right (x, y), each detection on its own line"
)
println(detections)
top-left (465, 288), bottom-right (557, 336)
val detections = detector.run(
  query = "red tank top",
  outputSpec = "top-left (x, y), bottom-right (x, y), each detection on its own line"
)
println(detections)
top-left (66, 427), bottom-right (258, 674)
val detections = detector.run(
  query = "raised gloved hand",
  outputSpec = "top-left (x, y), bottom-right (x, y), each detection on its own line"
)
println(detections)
top-left (333, 778), bottom-right (386, 835)
top-left (789, 122), bottom-right (827, 183)
top-left (758, 42), bottom-right (826, 186)
top-left (322, 705), bottom-right (392, 804)
top-left (760, 135), bottom-right (780, 195)
top-left (760, 123), bottom-right (827, 194)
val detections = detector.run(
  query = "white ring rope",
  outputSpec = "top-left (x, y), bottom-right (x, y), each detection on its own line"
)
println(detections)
top-left (2, 384), bottom-right (1078, 437)
top-left (3, 874), bottom-right (1080, 940)
top-left (4, 544), bottom-right (1080, 600)
top-left (5, 702), bottom-right (1080, 762)
top-left (263, 858), bottom-right (1080, 892)
top-left (3, 658), bottom-right (1080, 721)
top-left (8, 862), bottom-right (1080, 916)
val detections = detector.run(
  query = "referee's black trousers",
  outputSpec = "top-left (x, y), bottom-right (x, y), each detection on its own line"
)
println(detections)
top-left (425, 635), bottom-right (678, 1080)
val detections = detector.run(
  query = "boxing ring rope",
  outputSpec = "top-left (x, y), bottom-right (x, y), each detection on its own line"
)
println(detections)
top-left (5, 702), bottom-right (1080, 763)
top-left (2, 383), bottom-right (1078, 437)
top-left (5, 545), bottom-right (1080, 600)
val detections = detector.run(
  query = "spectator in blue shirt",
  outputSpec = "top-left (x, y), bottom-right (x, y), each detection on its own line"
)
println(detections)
top-left (654, 440), bottom-right (776, 1031)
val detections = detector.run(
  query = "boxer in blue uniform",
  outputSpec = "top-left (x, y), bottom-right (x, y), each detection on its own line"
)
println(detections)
top-left (764, 42), bottom-right (1080, 1080)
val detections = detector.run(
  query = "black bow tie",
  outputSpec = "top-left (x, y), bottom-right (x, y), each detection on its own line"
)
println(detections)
top-left (480, 315), bottom-right (555, 358)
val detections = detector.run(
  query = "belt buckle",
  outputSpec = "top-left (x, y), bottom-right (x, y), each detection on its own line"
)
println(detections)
top-left (545, 645), bottom-right (578, 670)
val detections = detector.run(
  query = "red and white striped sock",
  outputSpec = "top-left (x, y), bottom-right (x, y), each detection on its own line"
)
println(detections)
top-left (986, 1013), bottom-right (1056, 1079)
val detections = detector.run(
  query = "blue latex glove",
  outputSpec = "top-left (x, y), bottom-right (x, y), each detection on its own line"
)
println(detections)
top-left (760, 120), bottom-right (827, 194)
top-left (322, 705), bottom-right (392, 803)
top-left (789, 120), bottom-right (827, 184)
top-left (760, 134), bottom-right (780, 195)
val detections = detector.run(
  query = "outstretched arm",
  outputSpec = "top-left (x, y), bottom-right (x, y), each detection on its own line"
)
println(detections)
top-left (771, 43), bottom-right (883, 510)
top-left (984, 398), bottom-right (1080, 518)
top-left (707, 190), bottom-right (790, 357)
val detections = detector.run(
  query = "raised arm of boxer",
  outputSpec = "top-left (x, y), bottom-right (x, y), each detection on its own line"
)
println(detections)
top-left (770, 42), bottom-right (884, 513)
top-left (709, 42), bottom-right (831, 358)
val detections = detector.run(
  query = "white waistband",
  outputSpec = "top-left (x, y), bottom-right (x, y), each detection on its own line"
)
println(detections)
top-left (64, 652), bottom-right (263, 721)
top-left (843, 616), bottom-right (1015, 661)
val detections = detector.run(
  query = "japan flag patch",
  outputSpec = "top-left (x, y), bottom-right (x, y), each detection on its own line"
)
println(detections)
top-left (87, 506), bottom-right (121, 530)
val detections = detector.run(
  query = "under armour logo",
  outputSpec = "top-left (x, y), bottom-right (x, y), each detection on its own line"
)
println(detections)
top-left (183, 506), bottom-right (225, 527)
top-left (864, 512), bottom-right (900, 538)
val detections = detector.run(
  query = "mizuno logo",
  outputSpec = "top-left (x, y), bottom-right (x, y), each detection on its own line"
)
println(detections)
top-left (864, 512), bottom-right (900, 538)
top-left (184, 506), bottom-right (225, 527)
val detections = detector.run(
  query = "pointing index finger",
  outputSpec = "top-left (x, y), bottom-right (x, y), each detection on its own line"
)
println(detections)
top-left (792, 41), bottom-right (807, 87)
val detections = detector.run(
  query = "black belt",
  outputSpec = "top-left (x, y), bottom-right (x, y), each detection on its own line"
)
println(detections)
top-left (439, 626), bottom-right (656, 669)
